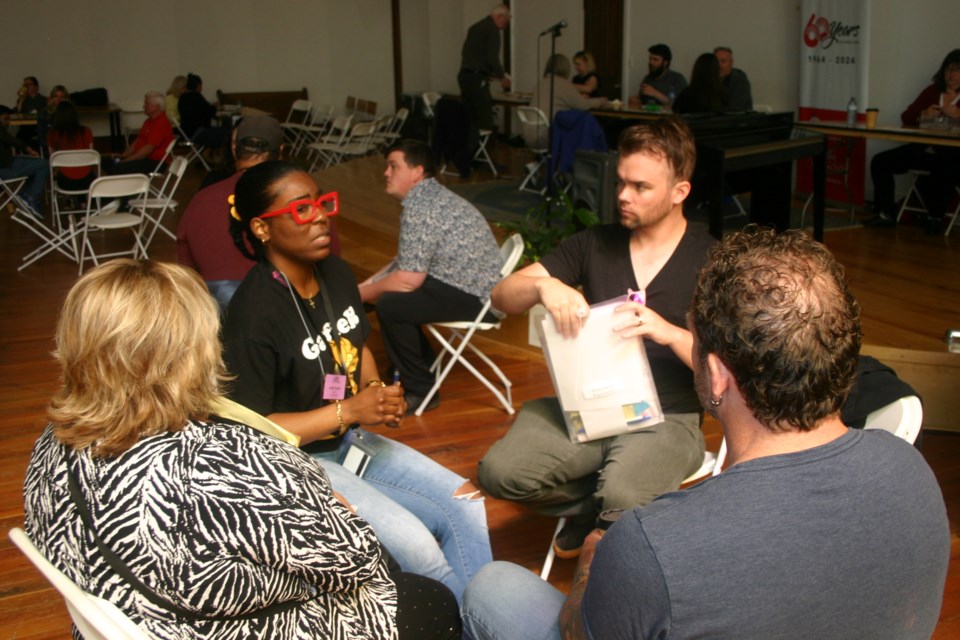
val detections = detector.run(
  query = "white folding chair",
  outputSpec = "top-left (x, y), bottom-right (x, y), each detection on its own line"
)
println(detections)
top-left (943, 185), bottom-right (960, 236)
top-left (422, 91), bottom-right (442, 118)
top-left (117, 99), bottom-right (146, 148)
top-left (516, 106), bottom-right (550, 194)
top-left (371, 108), bottom-right (409, 150)
top-left (896, 170), bottom-right (930, 222)
top-left (281, 99), bottom-right (313, 145)
top-left (540, 438), bottom-right (727, 581)
top-left (336, 121), bottom-right (379, 162)
top-left (864, 395), bottom-right (923, 445)
top-left (291, 104), bottom-right (334, 156)
top-left (441, 128), bottom-right (497, 178)
top-left (415, 234), bottom-right (525, 417)
top-left (49, 149), bottom-right (101, 229)
top-left (130, 156), bottom-right (188, 250)
top-left (6, 176), bottom-right (80, 270)
top-left (9, 527), bottom-right (148, 640)
top-left (78, 174), bottom-right (151, 274)
top-left (307, 115), bottom-right (354, 172)
top-left (170, 118), bottom-right (210, 171)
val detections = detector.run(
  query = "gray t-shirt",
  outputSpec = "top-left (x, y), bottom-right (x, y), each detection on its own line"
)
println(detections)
top-left (397, 177), bottom-right (502, 300)
top-left (583, 429), bottom-right (950, 639)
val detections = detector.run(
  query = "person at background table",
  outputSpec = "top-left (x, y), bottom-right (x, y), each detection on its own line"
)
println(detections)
top-left (527, 54), bottom-right (608, 148)
top-left (461, 226), bottom-right (950, 640)
top-left (165, 74), bottom-right (187, 123)
top-left (864, 49), bottom-right (960, 234)
top-left (358, 139), bottom-right (503, 414)
top-left (0, 104), bottom-right (48, 216)
top-left (14, 76), bottom-right (45, 147)
top-left (572, 51), bottom-right (601, 98)
top-left (47, 101), bottom-right (96, 192)
top-left (630, 43), bottom-right (687, 108)
top-left (222, 160), bottom-right (493, 602)
top-left (103, 91), bottom-right (174, 176)
top-left (714, 46), bottom-right (753, 111)
top-left (672, 53), bottom-right (726, 115)
top-left (40, 85), bottom-right (70, 152)
top-left (23, 259), bottom-right (461, 640)
top-left (458, 4), bottom-right (512, 133)
top-left (178, 73), bottom-right (228, 155)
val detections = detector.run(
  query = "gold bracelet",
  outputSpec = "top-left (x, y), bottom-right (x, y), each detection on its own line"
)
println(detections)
top-left (335, 400), bottom-right (347, 436)
top-left (366, 379), bottom-right (387, 388)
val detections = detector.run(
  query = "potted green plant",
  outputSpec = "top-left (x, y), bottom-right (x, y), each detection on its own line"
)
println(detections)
top-left (496, 191), bottom-right (600, 266)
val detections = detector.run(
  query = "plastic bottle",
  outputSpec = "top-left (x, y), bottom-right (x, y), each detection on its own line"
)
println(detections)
top-left (846, 97), bottom-right (858, 127)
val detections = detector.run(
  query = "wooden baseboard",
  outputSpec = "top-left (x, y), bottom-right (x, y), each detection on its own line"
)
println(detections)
top-left (861, 344), bottom-right (960, 432)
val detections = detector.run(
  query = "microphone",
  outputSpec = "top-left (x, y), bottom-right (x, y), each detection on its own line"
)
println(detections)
top-left (540, 19), bottom-right (567, 36)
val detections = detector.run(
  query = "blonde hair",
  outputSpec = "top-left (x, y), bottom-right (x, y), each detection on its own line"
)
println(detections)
top-left (167, 75), bottom-right (187, 97)
top-left (574, 51), bottom-right (596, 73)
top-left (49, 260), bottom-right (225, 457)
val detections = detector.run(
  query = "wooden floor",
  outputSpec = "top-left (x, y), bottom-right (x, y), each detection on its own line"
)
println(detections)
top-left (1, 142), bottom-right (959, 638)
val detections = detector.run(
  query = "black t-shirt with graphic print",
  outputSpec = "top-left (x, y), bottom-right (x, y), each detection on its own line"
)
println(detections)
top-left (222, 257), bottom-right (371, 453)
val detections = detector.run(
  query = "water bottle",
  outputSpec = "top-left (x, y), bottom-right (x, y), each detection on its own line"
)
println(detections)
top-left (846, 97), bottom-right (858, 127)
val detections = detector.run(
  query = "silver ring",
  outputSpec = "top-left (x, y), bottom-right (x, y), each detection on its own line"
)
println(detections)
top-left (576, 307), bottom-right (587, 318)
top-left (636, 314), bottom-right (645, 326)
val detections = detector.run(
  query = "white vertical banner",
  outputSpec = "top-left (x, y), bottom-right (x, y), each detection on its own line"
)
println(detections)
top-left (799, 0), bottom-right (871, 117)
top-left (797, 0), bottom-right (871, 205)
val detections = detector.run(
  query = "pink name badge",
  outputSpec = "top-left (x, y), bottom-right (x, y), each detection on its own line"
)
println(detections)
top-left (322, 374), bottom-right (347, 400)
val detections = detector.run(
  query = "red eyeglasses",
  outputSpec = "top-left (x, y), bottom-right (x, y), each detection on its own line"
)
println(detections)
top-left (256, 192), bottom-right (340, 225)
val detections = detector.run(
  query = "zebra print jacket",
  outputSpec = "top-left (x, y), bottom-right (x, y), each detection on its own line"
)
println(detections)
top-left (24, 419), bottom-right (398, 639)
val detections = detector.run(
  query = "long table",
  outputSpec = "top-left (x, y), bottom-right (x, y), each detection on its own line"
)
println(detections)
top-left (797, 121), bottom-right (960, 148)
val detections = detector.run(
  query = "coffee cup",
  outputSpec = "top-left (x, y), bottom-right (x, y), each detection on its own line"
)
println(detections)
top-left (865, 108), bottom-right (879, 129)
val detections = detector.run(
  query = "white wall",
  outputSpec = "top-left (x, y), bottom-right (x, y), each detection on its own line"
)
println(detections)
top-left (5, 0), bottom-right (956, 142)
top-left (3, 0), bottom-right (394, 134)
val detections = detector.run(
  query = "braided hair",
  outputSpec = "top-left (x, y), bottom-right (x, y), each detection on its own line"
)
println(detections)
top-left (228, 160), bottom-right (306, 261)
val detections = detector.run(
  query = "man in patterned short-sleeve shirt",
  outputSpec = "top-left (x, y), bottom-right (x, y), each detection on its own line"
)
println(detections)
top-left (359, 139), bottom-right (503, 413)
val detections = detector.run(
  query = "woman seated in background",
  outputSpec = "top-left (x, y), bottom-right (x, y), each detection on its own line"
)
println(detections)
top-left (23, 259), bottom-right (460, 639)
top-left (672, 52), bottom-right (726, 115)
top-left (572, 50), bottom-right (601, 97)
top-left (46, 101), bottom-right (95, 191)
top-left (864, 49), bottom-right (960, 234)
top-left (527, 54), bottom-right (608, 147)
top-left (222, 160), bottom-right (492, 603)
top-left (165, 74), bottom-right (187, 123)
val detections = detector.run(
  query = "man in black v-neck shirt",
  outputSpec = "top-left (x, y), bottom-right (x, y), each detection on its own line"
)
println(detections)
top-left (479, 117), bottom-right (716, 558)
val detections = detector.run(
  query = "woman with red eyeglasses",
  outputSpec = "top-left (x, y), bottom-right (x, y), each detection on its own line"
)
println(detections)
top-left (222, 161), bottom-right (492, 610)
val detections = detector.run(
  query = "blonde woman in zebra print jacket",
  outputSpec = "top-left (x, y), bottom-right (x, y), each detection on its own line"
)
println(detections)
top-left (23, 260), bottom-right (460, 640)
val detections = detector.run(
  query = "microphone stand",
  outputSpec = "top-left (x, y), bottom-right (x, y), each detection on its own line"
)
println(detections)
top-left (542, 23), bottom-right (563, 210)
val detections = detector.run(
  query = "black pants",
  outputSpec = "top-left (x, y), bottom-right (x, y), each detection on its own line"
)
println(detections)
top-left (870, 143), bottom-right (960, 219)
top-left (393, 571), bottom-right (461, 640)
top-left (458, 70), bottom-right (494, 131)
top-left (376, 277), bottom-right (496, 396)
top-left (103, 157), bottom-right (158, 176)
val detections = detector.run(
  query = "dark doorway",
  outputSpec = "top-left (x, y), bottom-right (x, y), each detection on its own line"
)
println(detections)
top-left (583, 0), bottom-right (624, 100)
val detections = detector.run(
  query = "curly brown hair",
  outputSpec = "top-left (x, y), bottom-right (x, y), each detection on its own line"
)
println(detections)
top-left (691, 226), bottom-right (861, 432)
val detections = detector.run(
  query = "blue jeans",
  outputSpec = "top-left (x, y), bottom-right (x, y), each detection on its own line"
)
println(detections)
top-left (312, 427), bottom-right (492, 602)
top-left (462, 562), bottom-right (564, 640)
top-left (0, 156), bottom-right (49, 201)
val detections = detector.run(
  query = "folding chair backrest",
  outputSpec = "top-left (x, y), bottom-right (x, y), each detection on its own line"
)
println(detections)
top-left (154, 156), bottom-right (188, 200)
top-left (423, 91), bottom-right (442, 117)
top-left (285, 99), bottom-right (312, 124)
top-left (864, 395), bottom-right (923, 445)
top-left (390, 107), bottom-right (409, 133)
top-left (50, 149), bottom-right (101, 170)
top-left (88, 174), bottom-right (151, 202)
top-left (498, 233), bottom-right (525, 278)
top-left (345, 96), bottom-right (357, 115)
top-left (9, 528), bottom-right (149, 640)
top-left (153, 139), bottom-right (176, 172)
top-left (517, 106), bottom-right (549, 128)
